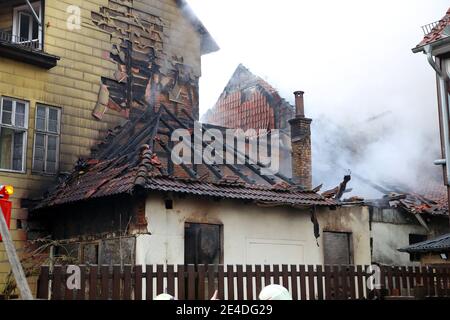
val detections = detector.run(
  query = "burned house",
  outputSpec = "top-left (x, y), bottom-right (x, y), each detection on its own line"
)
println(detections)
top-left (203, 64), bottom-right (295, 179)
top-left (30, 90), bottom-right (372, 269)
top-left (363, 181), bottom-right (450, 266)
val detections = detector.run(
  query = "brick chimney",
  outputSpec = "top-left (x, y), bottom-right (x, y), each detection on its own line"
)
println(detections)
top-left (289, 91), bottom-right (312, 189)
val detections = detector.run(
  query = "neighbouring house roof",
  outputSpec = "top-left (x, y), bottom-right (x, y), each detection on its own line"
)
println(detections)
top-left (175, 0), bottom-right (219, 54)
top-left (203, 64), bottom-right (295, 133)
top-left (413, 7), bottom-right (450, 52)
top-left (398, 233), bottom-right (450, 253)
top-left (33, 106), bottom-right (334, 211)
top-left (384, 182), bottom-right (448, 217)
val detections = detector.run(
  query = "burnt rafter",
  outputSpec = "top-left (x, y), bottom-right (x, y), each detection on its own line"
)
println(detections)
top-left (97, 107), bottom-right (161, 161)
top-left (159, 117), bottom-right (224, 180)
top-left (162, 105), bottom-right (258, 184)
top-left (182, 109), bottom-right (292, 186)
top-left (156, 139), bottom-right (199, 179)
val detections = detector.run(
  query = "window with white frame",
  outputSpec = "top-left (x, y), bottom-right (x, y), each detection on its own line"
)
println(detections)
top-left (33, 105), bottom-right (60, 174)
top-left (0, 97), bottom-right (29, 172)
top-left (12, 2), bottom-right (42, 50)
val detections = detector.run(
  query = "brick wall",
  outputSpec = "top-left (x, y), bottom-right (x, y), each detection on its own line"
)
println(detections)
top-left (289, 117), bottom-right (312, 189)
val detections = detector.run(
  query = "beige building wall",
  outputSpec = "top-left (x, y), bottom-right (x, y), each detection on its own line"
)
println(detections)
top-left (136, 194), bottom-right (371, 266)
top-left (0, 0), bottom-right (202, 291)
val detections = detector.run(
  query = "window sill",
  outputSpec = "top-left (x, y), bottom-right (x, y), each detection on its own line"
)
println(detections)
top-left (0, 168), bottom-right (26, 175)
top-left (31, 171), bottom-right (58, 177)
top-left (0, 41), bottom-right (60, 69)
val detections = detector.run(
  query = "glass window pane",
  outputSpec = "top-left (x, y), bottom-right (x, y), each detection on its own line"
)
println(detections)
top-left (36, 106), bottom-right (46, 131)
top-left (36, 105), bottom-right (46, 118)
top-left (2, 99), bottom-right (12, 112)
top-left (33, 159), bottom-right (44, 172)
top-left (47, 135), bottom-right (57, 151)
top-left (34, 133), bottom-right (45, 158)
top-left (32, 19), bottom-right (39, 40)
top-left (12, 131), bottom-right (24, 171)
top-left (19, 13), bottom-right (30, 41)
top-left (35, 133), bottom-right (45, 147)
top-left (48, 120), bottom-right (58, 133)
top-left (15, 103), bottom-right (26, 127)
top-left (0, 127), bottom-right (13, 170)
top-left (2, 110), bottom-right (12, 125)
top-left (34, 146), bottom-right (44, 160)
top-left (48, 108), bottom-right (59, 133)
top-left (46, 161), bottom-right (56, 174)
top-left (48, 108), bottom-right (58, 121)
top-left (16, 102), bottom-right (25, 115)
top-left (36, 118), bottom-right (45, 131)
top-left (1, 99), bottom-right (13, 125)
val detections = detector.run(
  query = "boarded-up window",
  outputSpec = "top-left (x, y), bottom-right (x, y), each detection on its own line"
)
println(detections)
top-left (323, 231), bottom-right (353, 265)
top-left (185, 223), bottom-right (222, 265)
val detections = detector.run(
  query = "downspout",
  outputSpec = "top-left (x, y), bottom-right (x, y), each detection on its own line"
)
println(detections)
top-left (425, 44), bottom-right (450, 227)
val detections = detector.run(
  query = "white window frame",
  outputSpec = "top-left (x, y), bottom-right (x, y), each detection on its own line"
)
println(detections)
top-left (12, 2), bottom-right (42, 50)
top-left (0, 97), bottom-right (29, 173)
top-left (32, 104), bottom-right (61, 174)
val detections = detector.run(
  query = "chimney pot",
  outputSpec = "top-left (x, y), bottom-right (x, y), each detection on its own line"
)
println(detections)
top-left (293, 91), bottom-right (305, 117)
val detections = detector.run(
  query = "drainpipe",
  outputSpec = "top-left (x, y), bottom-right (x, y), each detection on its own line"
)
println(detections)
top-left (424, 44), bottom-right (450, 226)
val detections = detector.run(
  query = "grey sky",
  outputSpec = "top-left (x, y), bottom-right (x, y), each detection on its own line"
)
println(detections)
top-left (188, 0), bottom-right (449, 195)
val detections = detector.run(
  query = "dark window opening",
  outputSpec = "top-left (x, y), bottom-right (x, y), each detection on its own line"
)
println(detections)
top-left (184, 223), bottom-right (222, 265)
top-left (81, 242), bottom-right (100, 265)
top-left (165, 199), bottom-right (173, 210)
top-left (323, 231), bottom-right (353, 265)
top-left (409, 234), bottom-right (427, 262)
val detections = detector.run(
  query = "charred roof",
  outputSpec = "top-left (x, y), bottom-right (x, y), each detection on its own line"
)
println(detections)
top-left (32, 105), bottom-right (335, 211)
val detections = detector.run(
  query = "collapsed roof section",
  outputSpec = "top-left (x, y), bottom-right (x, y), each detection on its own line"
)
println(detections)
top-left (33, 106), bottom-right (335, 211)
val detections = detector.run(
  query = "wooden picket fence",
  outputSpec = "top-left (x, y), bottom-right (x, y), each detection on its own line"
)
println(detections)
top-left (36, 264), bottom-right (450, 300)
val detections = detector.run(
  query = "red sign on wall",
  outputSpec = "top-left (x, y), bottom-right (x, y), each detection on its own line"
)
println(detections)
top-left (0, 200), bottom-right (12, 242)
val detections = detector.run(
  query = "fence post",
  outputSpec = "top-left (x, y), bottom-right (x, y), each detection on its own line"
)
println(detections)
top-left (290, 265), bottom-right (298, 300)
top-left (176, 265), bottom-right (184, 300)
top-left (198, 265), bottom-right (206, 300)
top-left (37, 266), bottom-right (50, 300)
top-left (246, 265), bottom-right (254, 300)
top-left (236, 265), bottom-right (244, 300)
top-left (89, 265), bottom-right (98, 300)
top-left (226, 265), bottom-right (234, 300)
top-left (187, 265), bottom-right (196, 300)
top-left (134, 265), bottom-right (142, 300)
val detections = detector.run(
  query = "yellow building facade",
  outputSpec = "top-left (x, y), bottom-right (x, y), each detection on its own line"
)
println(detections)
top-left (0, 0), bottom-right (215, 293)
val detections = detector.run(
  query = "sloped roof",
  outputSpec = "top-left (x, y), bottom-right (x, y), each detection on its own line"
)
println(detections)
top-left (33, 106), bottom-right (334, 211)
top-left (385, 181), bottom-right (448, 217)
top-left (413, 8), bottom-right (450, 51)
top-left (399, 233), bottom-right (450, 253)
top-left (203, 64), bottom-right (295, 132)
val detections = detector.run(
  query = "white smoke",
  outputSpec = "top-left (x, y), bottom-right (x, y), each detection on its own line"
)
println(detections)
top-left (189, 0), bottom-right (448, 197)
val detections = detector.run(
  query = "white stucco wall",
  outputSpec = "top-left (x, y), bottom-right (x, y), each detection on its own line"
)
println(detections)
top-left (371, 222), bottom-right (426, 266)
top-left (135, 193), bottom-right (371, 266)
